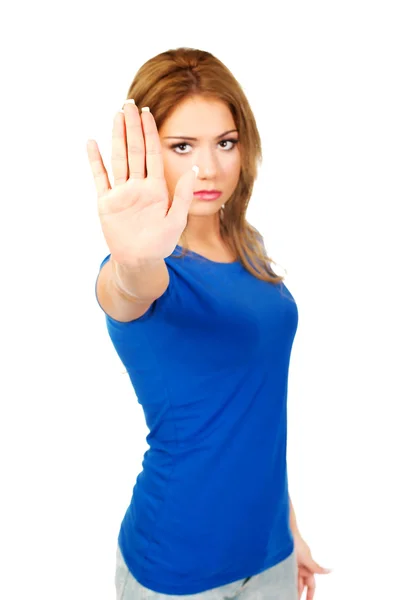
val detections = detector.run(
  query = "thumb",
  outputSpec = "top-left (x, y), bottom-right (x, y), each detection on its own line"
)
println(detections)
top-left (309, 560), bottom-right (332, 574)
top-left (167, 165), bottom-right (198, 224)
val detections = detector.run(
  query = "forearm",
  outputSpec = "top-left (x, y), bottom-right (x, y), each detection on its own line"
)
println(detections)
top-left (110, 255), bottom-right (169, 302)
top-left (289, 495), bottom-right (301, 536)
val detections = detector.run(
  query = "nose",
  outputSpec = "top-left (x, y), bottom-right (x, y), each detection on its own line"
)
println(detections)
top-left (196, 146), bottom-right (219, 180)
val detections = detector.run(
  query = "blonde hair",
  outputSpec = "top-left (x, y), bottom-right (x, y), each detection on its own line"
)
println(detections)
top-left (124, 47), bottom-right (286, 283)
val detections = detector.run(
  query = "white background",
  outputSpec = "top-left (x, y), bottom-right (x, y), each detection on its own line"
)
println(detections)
top-left (1, 1), bottom-right (399, 598)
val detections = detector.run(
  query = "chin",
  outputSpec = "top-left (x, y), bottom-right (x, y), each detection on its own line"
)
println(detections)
top-left (189, 202), bottom-right (223, 213)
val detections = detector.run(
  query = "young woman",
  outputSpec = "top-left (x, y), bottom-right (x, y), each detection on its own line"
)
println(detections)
top-left (87, 47), bottom-right (330, 600)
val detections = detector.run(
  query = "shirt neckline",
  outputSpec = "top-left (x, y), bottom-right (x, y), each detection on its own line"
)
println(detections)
top-left (175, 245), bottom-right (241, 266)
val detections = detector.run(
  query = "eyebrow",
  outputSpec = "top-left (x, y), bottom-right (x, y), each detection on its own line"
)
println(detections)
top-left (163, 129), bottom-right (239, 141)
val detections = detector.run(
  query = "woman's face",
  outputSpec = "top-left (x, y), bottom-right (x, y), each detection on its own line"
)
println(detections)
top-left (158, 96), bottom-right (241, 216)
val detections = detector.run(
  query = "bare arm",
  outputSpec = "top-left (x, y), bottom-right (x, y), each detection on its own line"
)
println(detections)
top-left (96, 256), bottom-right (169, 323)
top-left (289, 495), bottom-right (301, 536)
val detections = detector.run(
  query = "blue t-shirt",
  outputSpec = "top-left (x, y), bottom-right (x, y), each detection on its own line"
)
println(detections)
top-left (95, 243), bottom-right (299, 595)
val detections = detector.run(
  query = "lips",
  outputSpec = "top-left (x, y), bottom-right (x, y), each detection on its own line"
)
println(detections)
top-left (194, 190), bottom-right (222, 201)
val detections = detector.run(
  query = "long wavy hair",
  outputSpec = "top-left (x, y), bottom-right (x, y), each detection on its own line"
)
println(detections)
top-left (124, 47), bottom-right (286, 283)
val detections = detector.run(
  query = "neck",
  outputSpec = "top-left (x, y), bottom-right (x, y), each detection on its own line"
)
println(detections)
top-left (179, 212), bottom-right (224, 247)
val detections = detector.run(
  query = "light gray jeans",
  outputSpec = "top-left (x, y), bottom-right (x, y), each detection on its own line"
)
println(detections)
top-left (115, 544), bottom-right (298, 600)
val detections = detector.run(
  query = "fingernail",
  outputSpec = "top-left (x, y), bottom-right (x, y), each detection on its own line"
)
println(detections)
top-left (124, 99), bottom-right (135, 105)
top-left (142, 107), bottom-right (150, 112)
top-left (192, 165), bottom-right (199, 177)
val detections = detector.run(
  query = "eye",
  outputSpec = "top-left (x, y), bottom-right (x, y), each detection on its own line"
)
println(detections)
top-left (219, 139), bottom-right (239, 150)
top-left (172, 143), bottom-right (191, 154)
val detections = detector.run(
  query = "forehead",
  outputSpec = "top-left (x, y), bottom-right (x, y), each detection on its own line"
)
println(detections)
top-left (160, 96), bottom-right (235, 136)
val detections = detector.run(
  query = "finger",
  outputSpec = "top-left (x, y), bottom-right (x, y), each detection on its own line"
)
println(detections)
top-left (123, 100), bottom-right (145, 180)
top-left (298, 577), bottom-right (305, 599)
top-left (86, 139), bottom-right (111, 199)
top-left (306, 576), bottom-right (316, 600)
top-left (310, 560), bottom-right (331, 574)
top-left (167, 166), bottom-right (198, 225)
top-left (111, 110), bottom-right (128, 186)
top-left (141, 107), bottom-right (165, 180)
